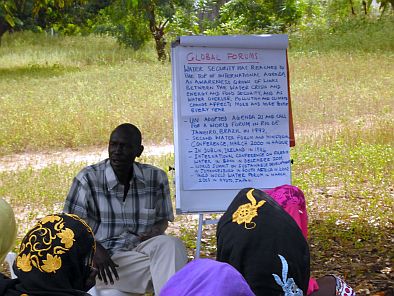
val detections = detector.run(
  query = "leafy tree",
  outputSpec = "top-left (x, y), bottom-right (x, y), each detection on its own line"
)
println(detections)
top-left (33, 0), bottom-right (110, 35)
top-left (214, 0), bottom-right (305, 34)
top-left (0, 1), bottom-right (22, 43)
top-left (94, 0), bottom-right (194, 61)
top-left (325, 0), bottom-right (392, 18)
top-left (377, 0), bottom-right (394, 13)
top-left (94, 2), bottom-right (151, 50)
top-left (0, 0), bottom-right (90, 44)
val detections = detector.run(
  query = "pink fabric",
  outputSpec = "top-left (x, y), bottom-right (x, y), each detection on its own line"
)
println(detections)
top-left (263, 184), bottom-right (319, 295)
top-left (307, 278), bottom-right (320, 295)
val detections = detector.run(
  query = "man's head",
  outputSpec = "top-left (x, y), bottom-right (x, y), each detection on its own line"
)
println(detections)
top-left (108, 123), bottom-right (144, 173)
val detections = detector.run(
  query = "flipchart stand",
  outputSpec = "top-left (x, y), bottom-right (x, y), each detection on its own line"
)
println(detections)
top-left (195, 214), bottom-right (220, 258)
top-left (170, 167), bottom-right (221, 259)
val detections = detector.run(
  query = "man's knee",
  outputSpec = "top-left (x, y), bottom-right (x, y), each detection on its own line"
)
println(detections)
top-left (153, 235), bottom-right (185, 249)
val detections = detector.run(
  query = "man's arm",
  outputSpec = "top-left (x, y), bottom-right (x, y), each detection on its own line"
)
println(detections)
top-left (64, 177), bottom-right (89, 220)
top-left (139, 219), bottom-right (168, 242)
top-left (64, 174), bottom-right (120, 285)
top-left (138, 167), bottom-right (173, 241)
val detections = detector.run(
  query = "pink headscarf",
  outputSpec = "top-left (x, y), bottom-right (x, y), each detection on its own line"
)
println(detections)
top-left (264, 185), bottom-right (319, 295)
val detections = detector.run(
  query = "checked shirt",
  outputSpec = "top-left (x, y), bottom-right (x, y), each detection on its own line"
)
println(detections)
top-left (64, 159), bottom-right (174, 255)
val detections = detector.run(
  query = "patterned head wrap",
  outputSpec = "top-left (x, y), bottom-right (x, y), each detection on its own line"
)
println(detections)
top-left (10, 213), bottom-right (96, 296)
top-left (217, 188), bottom-right (310, 296)
top-left (0, 198), bottom-right (17, 263)
top-left (333, 275), bottom-right (356, 296)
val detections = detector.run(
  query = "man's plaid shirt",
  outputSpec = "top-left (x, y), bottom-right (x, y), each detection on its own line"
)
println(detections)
top-left (63, 159), bottom-right (174, 255)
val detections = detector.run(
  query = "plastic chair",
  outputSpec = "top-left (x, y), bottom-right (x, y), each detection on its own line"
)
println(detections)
top-left (5, 252), bottom-right (17, 279)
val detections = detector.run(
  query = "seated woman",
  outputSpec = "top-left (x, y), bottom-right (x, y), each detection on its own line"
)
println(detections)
top-left (160, 258), bottom-right (255, 296)
top-left (0, 198), bottom-right (17, 264)
top-left (0, 213), bottom-right (97, 296)
top-left (216, 188), bottom-right (355, 296)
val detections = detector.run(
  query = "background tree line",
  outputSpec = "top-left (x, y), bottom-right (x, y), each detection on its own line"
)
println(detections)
top-left (1, 0), bottom-right (393, 60)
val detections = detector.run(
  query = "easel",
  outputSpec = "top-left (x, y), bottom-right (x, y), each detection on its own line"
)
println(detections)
top-left (195, 213), bottom-right (220, 258)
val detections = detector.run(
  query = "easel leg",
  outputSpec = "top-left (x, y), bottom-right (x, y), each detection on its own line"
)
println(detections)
top-left (195, 213), bottom-right (204, 259)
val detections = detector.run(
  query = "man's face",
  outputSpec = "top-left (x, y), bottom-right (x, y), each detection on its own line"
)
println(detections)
top-left (108, 128), bottom-right (142, 172)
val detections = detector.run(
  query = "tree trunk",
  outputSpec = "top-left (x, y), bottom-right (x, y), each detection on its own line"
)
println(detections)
top-left (153, 28), bottom-right (167, 62)
top-left (146, 3), bottom-right (167, 62)
top-left (0, 22), bottom-right (10, 46)
top-left (349, 0), bottom-right (356, 15)
top-left (362, 0), bottom-right (368, 14)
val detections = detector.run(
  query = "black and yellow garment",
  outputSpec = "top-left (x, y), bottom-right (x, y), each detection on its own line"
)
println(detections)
top-left (216, 188), bottom-right (310, 296)
top-left (0, 213), bottom-right (95, 296)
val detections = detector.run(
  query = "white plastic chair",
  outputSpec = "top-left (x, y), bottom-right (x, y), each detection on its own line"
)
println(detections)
top-left (5, 252), bottom-right (17, 279)
top-left (88, 286), bottom-right (98, 295)
top-left (93, 289), bottom-right (137, 296)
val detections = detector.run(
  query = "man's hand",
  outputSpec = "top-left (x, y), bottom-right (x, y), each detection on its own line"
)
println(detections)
top-left (139, 219), bottom-right (168, 242)
top-left (93, 242), bottom-right (119, 285)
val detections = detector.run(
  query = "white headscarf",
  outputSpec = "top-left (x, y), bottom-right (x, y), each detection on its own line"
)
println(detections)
top-left (0, 198), bottom-right (17, 263)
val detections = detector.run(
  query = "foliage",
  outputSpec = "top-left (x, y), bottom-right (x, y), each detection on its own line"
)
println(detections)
top-left (0, 1), bottom-right (19, 27)
top-left (32, 0), bottom-right (111, 35)
top-left (205, 0), bottom-right (305, 35)
top-left (199, 0), bottom-right (393, 36)
top-left (93, 0), bottom-right (194, 61)
top-left (93, 4), bottom-right (151, 50)
top-left (0, 0), bottom-right (111, 42)
top-left (289, 15), bottom-right (394, 52)
top-left (165, 4), bottom-right (200, 39)
top-left (0, 1), bottom-right (22, 44)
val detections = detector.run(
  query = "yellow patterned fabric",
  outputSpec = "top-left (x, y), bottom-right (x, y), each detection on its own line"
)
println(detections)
top-left (232, 189), bottom-right (266, 229)
top-left (1, 213), bottom-right (96, 295)
top-left (8, 213), bottom-right (95, 296)
top-left (16, 214), bottom-right (94, 274)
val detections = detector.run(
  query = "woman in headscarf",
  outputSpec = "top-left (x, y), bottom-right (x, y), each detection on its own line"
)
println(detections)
top-left (217, 188), bottom-right (311, 296)
top-left (160, 258), bottom-right (255, 296)
top-left (217, 187), bottom-right (355, 296)
top-left (0, 198), bottom-right (17, 264)
top-left (0, 213), bottom-right (97, 296)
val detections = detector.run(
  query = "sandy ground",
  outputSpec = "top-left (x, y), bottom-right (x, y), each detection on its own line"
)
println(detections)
top-left (0, 144), bottom-right (174, 172)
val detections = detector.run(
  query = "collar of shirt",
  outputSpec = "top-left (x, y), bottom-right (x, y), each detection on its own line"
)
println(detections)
top-left (105, 160), bottom-right (146, 191)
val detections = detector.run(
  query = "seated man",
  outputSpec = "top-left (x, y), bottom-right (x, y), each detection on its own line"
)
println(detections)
top-left (64, 123), bottom-right (187, 295)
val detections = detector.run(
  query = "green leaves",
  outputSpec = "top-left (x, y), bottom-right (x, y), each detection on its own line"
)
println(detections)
top-left (0, 1), bottom-right (18, 27)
